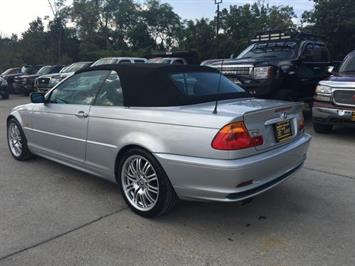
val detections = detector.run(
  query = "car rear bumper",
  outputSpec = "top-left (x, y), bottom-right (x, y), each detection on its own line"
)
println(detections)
top-left (313, 101), bottom-right (355, 125)
top-left (154, 133), bottom-right (311, 202)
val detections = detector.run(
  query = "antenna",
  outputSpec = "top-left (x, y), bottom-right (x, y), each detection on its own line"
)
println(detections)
top-left (213, 59), bottom-right (224, 114)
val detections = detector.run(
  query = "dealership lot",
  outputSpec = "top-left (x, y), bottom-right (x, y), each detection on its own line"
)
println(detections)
top-left (0, 96), bottom-right (354, 265)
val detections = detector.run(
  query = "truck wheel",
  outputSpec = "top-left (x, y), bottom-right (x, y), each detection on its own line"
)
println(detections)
top-left (271, 90), bottom-right (297, 101)
top-left (313, 123), bottom-right (333, 134)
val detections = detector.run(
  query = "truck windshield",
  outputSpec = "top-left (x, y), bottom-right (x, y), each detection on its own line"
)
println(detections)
top-left (37, 66), bottom-right (54, 75)
top-left (339, 53), bottom-right (355, 73)
top-left (237, 41), bottom-right (298, 60)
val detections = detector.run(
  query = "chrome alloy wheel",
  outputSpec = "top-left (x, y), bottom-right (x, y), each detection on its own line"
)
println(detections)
top-left (121, 155), bottom-right (159, 211)
top-left (8, 122), bottom-right (23, 157)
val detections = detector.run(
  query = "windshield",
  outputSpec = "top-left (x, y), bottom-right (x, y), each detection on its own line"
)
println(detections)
top-left (2, 68), bottom-right (18, 75)
top-left (92, 58), bottom-right (114, 67)
top-left (339, 53), bottom-right (355, 73)
top-left (148, 58), bottom-right (172, 64)
top-left (37, 66), bottom-right (54, 75)
top-left (61, 62), bottom-right (89, 73)
top-left (237, 41), bottom-right (298, 60)
top-left (21, 66), bottom-right (39, 74)
top-left (170, 72), bottom-right (245, 98)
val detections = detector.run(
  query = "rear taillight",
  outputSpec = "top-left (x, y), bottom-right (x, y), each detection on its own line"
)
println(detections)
top-left (212, 121), bottom-right (263, 150)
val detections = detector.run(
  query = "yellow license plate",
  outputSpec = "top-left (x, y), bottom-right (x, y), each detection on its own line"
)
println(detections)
top-left (274, 120), bottom-right (293, 142)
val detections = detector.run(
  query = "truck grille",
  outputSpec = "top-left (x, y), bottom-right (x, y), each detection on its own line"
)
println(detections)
top-left (333, 89), bottom-right (355, 107)
top-left (220, 65), bottom-right (253, 77)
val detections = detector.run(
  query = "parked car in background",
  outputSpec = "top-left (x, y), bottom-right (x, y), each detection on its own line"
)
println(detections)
top-left (202, 30), bottom-right (332, 102)
top-left (13, 65), bottom-right (64, 96)
top-left (313, 50), bottom-right (355, 133)
top-left (147, 57), bottom-right (188, 65)
top-left (91, 57), bottom-right (147, 67)
top-left (35, 61), bottom-right (92, 94)
top-left (149, 51), bottom-right (200, 65)
top-left (1, 67), bottom-right (21, 76)
top-left (0, 76), bottom-right (9, 99)
top-left (7, 64), bottom-right (310, 217)
top-left (1, 67), bottom-right (23, 93)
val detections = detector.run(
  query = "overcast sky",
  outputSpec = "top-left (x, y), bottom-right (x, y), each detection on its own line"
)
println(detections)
top-left (0, 0), bottom-right (314, 37)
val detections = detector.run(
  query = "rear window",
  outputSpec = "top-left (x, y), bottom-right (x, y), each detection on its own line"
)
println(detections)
top-left (170, 72), bottom-right (245, 97)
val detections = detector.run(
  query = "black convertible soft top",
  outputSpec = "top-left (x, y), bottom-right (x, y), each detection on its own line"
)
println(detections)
top-left (77, 64), bottom-right (241, 107)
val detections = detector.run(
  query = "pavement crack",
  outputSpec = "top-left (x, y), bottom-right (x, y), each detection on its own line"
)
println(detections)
top-left (0, 207), bottom-right (128, 262)
top-left (304, 166), bottom-right (355, 181)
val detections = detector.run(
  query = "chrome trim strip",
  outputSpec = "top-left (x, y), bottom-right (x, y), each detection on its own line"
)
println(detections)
top-left (24, 127), bottom-right (86, 142)
top-left (319, 80), bottom-right (355, 88)
top-left (86, 140), bottom-right (118, 149)
top-left (264, 114), bottom-right (297, 126)
top-left (24, 127), bottom-right (118, 149)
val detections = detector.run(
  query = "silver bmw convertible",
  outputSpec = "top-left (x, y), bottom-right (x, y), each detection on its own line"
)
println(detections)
top-left (7, 64), bottom-right (311, 217)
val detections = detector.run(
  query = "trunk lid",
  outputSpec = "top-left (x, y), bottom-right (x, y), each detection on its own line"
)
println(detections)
top-left (181, 98), bottom-right (304, 152)
top-left (240, 100), bottom-right (304, 151)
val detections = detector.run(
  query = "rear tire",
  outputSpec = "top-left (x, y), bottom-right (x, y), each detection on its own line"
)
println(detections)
top-left (118, 148), bottom-right (177, 218)
top-left (7, 118), bottom-right (34, 161)
top-left (313, 122), bottom-right (333, 134)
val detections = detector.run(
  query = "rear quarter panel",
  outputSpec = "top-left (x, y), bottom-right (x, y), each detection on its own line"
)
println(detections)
top-left (85, 106), bottom-right (258, 180)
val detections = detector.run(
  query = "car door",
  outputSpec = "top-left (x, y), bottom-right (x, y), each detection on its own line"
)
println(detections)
top-left (29, 70), bottom-right (110, 165)
top-left (297, 42), bottom-right (331, 98)
top-left (85, 71), bottom-right (125, 180)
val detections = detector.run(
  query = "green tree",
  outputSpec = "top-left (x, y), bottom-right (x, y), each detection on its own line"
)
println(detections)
top-left (142, 0), bottom-right (182, 49)
top-left (179, 19), bottom-right (217, 60)
top-left (302, 0), bottom-right (355, 60)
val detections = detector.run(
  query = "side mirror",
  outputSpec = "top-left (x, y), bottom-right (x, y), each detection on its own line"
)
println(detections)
top-left (30, 92), bottom-right (45, 103)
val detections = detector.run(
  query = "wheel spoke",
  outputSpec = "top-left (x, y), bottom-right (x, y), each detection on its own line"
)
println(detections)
top-left (145, 191), bottom-right (155, 203)
top-left (133, 188), bottom-right (140, 204)
top-left (142, 161), bottom-right (151, 174)
top-left (128, 163), bottom-right (137, 176)
top-left (146, 174), bottom-right (157, 182)
top-left (136, 158), bottom-right (142, 173)
top-left (140, 194), bottom-right (148, 208)
top-left (125, 183), bottom-right (135, 193)
top-left (147, 184), bottom-right (158, 194)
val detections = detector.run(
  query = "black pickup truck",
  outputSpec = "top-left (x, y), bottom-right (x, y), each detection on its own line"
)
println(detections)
top-left (202, 31), bottom-right (333, 102)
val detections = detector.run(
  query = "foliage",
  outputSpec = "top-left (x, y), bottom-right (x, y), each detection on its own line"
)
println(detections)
top-left (301, 0), bottom-right (355, 60)
top-left (0, 0), bottom-right (354, 71)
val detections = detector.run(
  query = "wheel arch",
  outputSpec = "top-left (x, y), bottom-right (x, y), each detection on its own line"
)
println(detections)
top-left (7, 113), bottom-right (23, 126)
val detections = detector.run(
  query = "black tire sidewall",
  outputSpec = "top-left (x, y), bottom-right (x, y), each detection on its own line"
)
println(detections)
top-left (313, 122), bottom-right (333, 134)
top-left (117, 148), bottom-right (176, 218)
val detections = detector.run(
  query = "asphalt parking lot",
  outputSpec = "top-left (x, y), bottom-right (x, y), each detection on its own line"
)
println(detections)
top-left (0, 96), bottom-right (354, 266)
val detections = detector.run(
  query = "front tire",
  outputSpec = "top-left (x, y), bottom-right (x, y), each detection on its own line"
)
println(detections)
top-left (313, 122), bottom-right (333, 134)
top-left (118, 148), bottom-right (177, 217)
top-left (7, 118), bottom-right (34, 161)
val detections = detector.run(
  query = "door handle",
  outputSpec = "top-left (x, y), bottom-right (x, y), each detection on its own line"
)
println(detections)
top-left (75, 111), bottom-right (89, 118)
